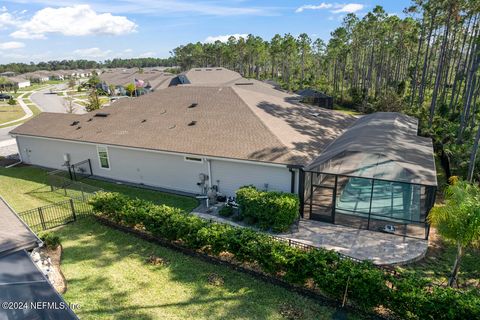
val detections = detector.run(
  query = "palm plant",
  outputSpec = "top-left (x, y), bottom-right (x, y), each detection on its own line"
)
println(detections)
top-left (428, 179), bottom-right (480, 287)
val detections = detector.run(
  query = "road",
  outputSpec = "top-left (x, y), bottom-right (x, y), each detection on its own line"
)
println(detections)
top-left (0, 125), bottom-right (19, 157)
top-left (30, 84), bottom-right (69, 113)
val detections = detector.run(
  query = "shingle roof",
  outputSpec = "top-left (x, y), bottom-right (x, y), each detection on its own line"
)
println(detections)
top-left (0, 197), bottom-right (41, 257)
top-left (11, 83), bottom-right (355, 166)
top-left (181, 67), bottom-right (243, 85)
top-left (99, 69), bottom-right (174, 90)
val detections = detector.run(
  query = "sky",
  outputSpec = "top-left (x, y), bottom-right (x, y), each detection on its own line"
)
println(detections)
top-left (0, 0), bottom-right (412, 64)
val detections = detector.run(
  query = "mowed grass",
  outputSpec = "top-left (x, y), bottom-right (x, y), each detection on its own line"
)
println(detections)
top-left (56, 218), bottom-right (357, 320)
top-left (398, 236), bottom-right (480, 289)
top-left (0, 105), bottom-right (24, 124)
top-left (0, 166), bottom-right (198, 212)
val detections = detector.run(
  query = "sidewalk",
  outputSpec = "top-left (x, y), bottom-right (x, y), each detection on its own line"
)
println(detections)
top-left (0, 92), bottom-right (34, 127)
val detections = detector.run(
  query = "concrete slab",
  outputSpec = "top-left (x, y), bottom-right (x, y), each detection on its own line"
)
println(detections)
top-left (192, 210), bottom-right (428, 266)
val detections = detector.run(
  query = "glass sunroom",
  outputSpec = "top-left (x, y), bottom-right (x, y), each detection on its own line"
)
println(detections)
top-left (301, 113), bottom-right (437, 240)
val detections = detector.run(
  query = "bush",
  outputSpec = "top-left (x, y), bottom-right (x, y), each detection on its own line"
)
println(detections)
top-left (218, 205), bottom-right (234, 217)
top-left (39, 232), bottom-right (61, 249)
top-left (7, 97), bottom-right (16, 105)
top-left (88, 192), bottom-right (480, 318)
top-left (236, 186), bottom-right (299, 232)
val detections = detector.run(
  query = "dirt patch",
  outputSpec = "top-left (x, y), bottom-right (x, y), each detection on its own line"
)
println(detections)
top-left (207, 273), bottom-right (225, 286)
top-left (278, 302), bottom-right (304, 320)
top-left (146, 255), bottom-right (169, 266)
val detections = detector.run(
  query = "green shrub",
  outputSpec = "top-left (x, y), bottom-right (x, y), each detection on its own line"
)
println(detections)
top-left (39, 232), bottom-right (61, 249)
top-left (218, 205), bottom-right (234, 217)
top-left (88, 192), bottom-right (480, 318)
top-left (236, 186), bottom-right (299, 232)
top-left (7, 97), bottom-right (16, 105)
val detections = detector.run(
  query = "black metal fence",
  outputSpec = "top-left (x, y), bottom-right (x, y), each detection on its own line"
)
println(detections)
top-left (18, 197), bottom-right (94, 232)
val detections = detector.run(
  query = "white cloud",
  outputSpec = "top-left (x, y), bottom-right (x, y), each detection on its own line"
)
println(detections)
top-left (0, 11), bottom-right (18, 29)
top-left (0, 41), bottom-right (25, 49)
top-left (204, 33), bottom-right (248, 43)
top-left (296, 3), bottom-right (364, 14)
top-left (296, 3), bottom-right (332, 13)
top-left (0, 6), bottom-right (7, 12)
top-left (10, 5), bottom-right (137, 39)
top-left (73, 47), bottom-right (113, 58)
top-left (331, 3), bottom-right (364, 13)
top-left (138, 51), bottom-right (155, 58)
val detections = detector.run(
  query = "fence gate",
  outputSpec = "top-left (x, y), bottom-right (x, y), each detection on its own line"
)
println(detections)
top-left (70, 159), bottom-right (93, 181)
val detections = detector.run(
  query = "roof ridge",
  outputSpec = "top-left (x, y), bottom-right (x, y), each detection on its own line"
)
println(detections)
top-left (231, 85), bottom-right (307, 164)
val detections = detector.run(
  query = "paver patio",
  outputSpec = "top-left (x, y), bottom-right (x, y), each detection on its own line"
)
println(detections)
top-left (192, 210), bottom-right (428, 266)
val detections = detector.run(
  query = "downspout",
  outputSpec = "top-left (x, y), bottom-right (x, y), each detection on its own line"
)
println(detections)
top-left (206, 159), bottom-right (212, 189)
top-left (288, 164), bottom-right (305, 218)
top-left (288, 168), bottom-right (296, 193)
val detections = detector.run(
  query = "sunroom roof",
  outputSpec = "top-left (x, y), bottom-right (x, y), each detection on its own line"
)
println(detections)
top-left (305, 112), bottom-right (437, 186)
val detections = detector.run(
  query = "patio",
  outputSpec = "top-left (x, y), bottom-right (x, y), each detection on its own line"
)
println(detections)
top-left (192, 210), bottom-right (428, 266)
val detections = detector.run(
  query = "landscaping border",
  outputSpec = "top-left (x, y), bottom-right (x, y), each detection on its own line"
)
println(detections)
top-left (94, 215), bottom-right (390, 320)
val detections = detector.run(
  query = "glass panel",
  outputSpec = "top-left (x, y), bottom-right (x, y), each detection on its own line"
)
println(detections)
top-left (99, 156), bottom-right (109, 168)
top-left (335, 176), bottom-right (373, 216)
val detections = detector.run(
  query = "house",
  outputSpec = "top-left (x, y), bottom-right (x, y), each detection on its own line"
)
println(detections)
top-left (297, 89), bottom-right (334, 109)
top-left (6, 76), bottom-right (31, 88)
top-left (24, 71), bottom-right (50, 83)
top-left (0, 198), bottom-right (78, 319)
top-left (49, 72), bottom-right (65, 80)
top-left (99, 68), bottom-right (174, 92)
top-left (0, 71), bottom-right (16, 77)
top-left (10, 68), bottom-right (437, 238)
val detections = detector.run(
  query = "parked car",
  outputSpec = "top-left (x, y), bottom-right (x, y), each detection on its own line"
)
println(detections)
top-left (0, 93), bottom-right (12, 100)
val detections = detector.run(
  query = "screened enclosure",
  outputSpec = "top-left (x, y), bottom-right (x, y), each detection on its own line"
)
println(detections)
top-left (302, 113), bottom-right (437, 239)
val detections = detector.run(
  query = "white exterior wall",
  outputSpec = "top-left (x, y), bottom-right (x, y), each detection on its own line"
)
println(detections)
top-left (17, 81), bottom-right (31, 88)
top-left (16, 136), bottom-right (294, 196)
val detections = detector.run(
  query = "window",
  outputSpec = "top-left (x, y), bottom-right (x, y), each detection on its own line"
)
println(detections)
top-left (184, 156), bottom-right (203, 163)
top-left (97, 146), bottom-right (110, 169)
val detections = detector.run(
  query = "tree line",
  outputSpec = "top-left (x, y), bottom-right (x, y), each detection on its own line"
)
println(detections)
top-left (0, 57), bottom-right (176, 74)
top-left (172, 1), bottom-right (480, 183)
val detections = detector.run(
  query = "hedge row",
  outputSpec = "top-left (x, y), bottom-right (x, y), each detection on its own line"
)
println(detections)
top-left (236, 186), bottom-right (299, 232)
top-left (89, 192), bottom-right (480, 319)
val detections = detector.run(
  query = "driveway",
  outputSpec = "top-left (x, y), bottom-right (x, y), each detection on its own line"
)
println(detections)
top-left (0, 125), bottom-right (19, 157)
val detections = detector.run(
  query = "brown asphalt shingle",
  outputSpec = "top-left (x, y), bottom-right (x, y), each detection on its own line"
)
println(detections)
top-left (11, 72), bottom-right (356, 166)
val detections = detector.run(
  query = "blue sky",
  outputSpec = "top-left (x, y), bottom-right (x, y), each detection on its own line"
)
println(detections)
top-left (0, 1), bottom-right (412, 64)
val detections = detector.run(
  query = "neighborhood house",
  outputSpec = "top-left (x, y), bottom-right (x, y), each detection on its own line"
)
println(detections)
top-left (9, 68), bottom-right (437, 239)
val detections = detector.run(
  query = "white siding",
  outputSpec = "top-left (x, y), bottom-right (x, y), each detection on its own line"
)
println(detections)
top-left (16, 136), bottom-right (293, 196)
top-left (210, 160), bottom-right (292, 196)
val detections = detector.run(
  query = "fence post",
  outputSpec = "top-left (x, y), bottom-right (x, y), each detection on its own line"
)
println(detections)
top-left (38, 207), bottom-right (46, 230)
top-left (81, 184), bottom-right (85, 202)
top-left (70, 199), bottom-right (77, 221)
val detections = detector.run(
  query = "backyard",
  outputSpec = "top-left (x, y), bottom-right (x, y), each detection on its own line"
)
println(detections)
top-left (52, 218), bottom-right (355, 320)
top-left (0, 166), bottom-right (198, 212)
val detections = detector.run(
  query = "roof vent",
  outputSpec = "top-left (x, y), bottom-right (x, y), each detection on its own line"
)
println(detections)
top-left (76, 126), bottom-right (82, 130)
top-left (235, 82), bottom-right (254, 86)
top-left (141, 119), bottom-right (147, 123)
top-left (195, 69), bottom-right (202, 71)
top-left (206, 68), bottom-right (212, 71)
top-left (70, 121), bottom-right (79, 126)
top-left (94, 112), bottom-right (110, 117)
top-left (188, 102), bottom-right (198, 108)
top-left (87, 118), bottom-right (92, 122)
top-left (169, 124), bottom-right (176, 129)
top-left (216, 68), bottom-right (222, 70)
top-left (188, 121), bottom-right (197, 126)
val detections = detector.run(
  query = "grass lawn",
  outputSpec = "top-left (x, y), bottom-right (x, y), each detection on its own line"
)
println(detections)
top-left (333, 104), bottom-right (362, 116)
top-left (0, 166), bottom-right (198, 212)
top-left (0, 105), bottom-right (24, 124)
top-left (0, 104), bottom-right (42, 129)
top-left (56, 218), bottom-right (357, 320)
top-left (399, 234), bottom-right (480, 288)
